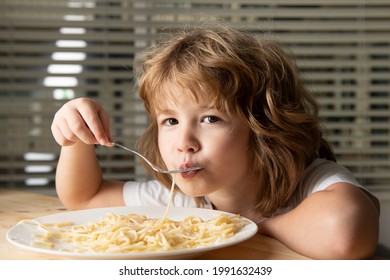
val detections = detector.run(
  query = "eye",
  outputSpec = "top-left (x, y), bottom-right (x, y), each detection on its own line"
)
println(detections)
top-left (163, 118), bottom-right (179, 126)
top-left (203, 115), bottom-right (221, 124)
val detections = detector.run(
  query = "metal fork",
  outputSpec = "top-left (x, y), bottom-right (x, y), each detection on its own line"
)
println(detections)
top-left (110, 142), bottom-right (202, 174)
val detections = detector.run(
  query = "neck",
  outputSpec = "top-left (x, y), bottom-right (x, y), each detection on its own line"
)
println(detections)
top-left (208, 178), bottom-right (264, 223)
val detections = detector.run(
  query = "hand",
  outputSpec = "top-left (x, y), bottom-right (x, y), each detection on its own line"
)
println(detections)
top-left (51, 98), bottom-right (113, 147)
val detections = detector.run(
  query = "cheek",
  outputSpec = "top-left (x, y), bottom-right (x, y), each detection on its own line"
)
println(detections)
top-left (208, 131), bottom-right (250, 167)
top-left (157, 133), bottom-right (173, 163)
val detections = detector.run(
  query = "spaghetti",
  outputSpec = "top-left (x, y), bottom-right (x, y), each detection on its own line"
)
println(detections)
top-left (21, 175), bottom-right (247, 253)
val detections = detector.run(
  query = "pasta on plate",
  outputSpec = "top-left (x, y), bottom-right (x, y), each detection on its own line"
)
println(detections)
top-left (18, 175), bottom-right (249, 254)
top-left (26, 212), bottom-right (246, 253)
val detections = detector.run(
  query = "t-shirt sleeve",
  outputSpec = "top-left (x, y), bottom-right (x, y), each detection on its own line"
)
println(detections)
top-left (276, 159), bottom-right (366, 215)
top-left (303, 159), bottom-right (363, 196)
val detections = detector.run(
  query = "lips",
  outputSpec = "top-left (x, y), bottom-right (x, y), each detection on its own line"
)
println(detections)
top-left (180, 169), bottom-right (200, 179)
top-left (179, 162), bottom-right (196, 170)
top-left (179, 163), bottom-right (201, 179)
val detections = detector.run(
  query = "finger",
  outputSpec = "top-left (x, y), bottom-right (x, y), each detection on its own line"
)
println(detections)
top-left (51, 111), bottom-right (77, 146)
top-left (98, 108), bottom-right (113, 146)
top-left (51, 122), bottom-right (74, 146)
top-left (66, 108), bottom-right (100, 145)
top-left (77, 104), bottom-right (109, 145)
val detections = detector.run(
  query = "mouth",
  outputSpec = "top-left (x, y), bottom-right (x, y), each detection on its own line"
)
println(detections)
top-left (180, 169), bottom-right (201, 179)
top-left (179, 163), bottom-right (202, 178)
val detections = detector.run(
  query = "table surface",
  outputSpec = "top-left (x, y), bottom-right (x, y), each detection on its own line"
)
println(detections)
top-left (0, 188), bottom-right (310, 260)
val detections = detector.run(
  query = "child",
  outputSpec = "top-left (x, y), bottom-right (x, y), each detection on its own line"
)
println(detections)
top-left (51, 26), bottom-right (380, 259)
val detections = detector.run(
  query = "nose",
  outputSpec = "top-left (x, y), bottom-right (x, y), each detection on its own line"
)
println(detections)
top-left (176, 126), bottom-right (200, 153)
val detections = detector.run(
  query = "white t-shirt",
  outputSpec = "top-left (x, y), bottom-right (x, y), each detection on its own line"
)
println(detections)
top-left (123, 159), bottom-right (363, 214)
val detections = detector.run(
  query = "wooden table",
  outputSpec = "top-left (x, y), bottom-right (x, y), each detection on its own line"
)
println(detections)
top-left (0, 188), bottom-right (310, 260)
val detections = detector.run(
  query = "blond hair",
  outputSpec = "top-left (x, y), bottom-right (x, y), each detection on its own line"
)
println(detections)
top-left (134, 26), bottom-right (335, 216)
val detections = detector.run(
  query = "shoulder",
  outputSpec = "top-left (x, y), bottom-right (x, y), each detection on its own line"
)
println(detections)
top-left (277, 159), bottom-right (363, 214)
top-left (302, 158), bottom-right (362, 195)
top-left (277, 159), bottom-right (378, 215)
top-left (301, 159), bottom-right (379, 210)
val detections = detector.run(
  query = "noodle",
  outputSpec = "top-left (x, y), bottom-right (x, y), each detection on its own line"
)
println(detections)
top-left (29, 212), bottom-right (244, 253)
top-left (20, 175), bottom-right (247, 253)
top-left (160, 174), bottom-right (176, 222)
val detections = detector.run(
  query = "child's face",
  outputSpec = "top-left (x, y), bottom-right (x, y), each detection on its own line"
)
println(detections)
top-left (156, 85), bottom-right (255, 198)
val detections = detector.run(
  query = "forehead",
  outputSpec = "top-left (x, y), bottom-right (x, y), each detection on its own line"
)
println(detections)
top-left (152, 81), bottom-right (214, 112)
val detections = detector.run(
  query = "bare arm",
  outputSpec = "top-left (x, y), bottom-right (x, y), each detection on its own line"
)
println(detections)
top-left (259, 183), bottom-right (380, 259)
top-left (51, 98), bottom-right (125, 210)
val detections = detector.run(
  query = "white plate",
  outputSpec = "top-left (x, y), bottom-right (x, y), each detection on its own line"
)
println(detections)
top-left (7, 206), bottom-right (258, 259)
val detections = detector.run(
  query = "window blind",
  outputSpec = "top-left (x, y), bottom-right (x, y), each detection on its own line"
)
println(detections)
top-left (1, 0), bottom-right (389, 194)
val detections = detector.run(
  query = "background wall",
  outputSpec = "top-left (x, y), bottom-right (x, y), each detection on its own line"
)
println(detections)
top-left (1, 0), bottom-right (390, 204)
